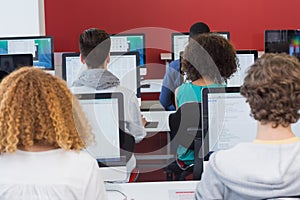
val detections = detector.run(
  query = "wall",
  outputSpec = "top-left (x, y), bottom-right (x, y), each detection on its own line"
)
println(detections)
top-left (0, 0), bottom-right (45, 37)
top-left (44, 0), bottom-right (300, 78)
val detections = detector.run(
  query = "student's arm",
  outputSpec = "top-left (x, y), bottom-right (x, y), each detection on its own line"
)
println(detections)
top-left (194, 160), bottom-right (224, 200)
top-left (125, 90), bottom-right (147, 143)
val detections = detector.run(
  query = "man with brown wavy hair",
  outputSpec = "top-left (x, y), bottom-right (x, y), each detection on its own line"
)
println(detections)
top-left (0, 67), bottom-right (107, 199)
top-left (195, 53), bottom-right (300, 199)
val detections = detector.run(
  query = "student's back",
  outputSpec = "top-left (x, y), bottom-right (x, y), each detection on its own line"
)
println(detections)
top-left (195, 53), bottom-right (300, 199)
top-left (0, 67), bottom-right (107, 199)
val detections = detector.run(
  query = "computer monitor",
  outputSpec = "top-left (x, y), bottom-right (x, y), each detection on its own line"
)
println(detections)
top-left (201, 87), bottom-right (300, 161)
top-left (108, 52), bottom-right (141, 98)
top-left (172, 32), bottom-right (189, 61)
top-left (227, 50), bottom-right (258, 86)
top-left (171, 32), bottom-right (230, 61)
top-left (213, 31), bottom-right (230, 40)
top-left (265, 30), bottom-right (300, 60)
top-left (0, 36), bottom-right (54, 70)
top-left (62, 52), bottom-right (141, 98)
top-left (110, 33), bottom-right (146, 67)
top-left (62, 52), bottom-right (86, 88)
top-left (76, 92), bottom-right (127, 181)
top-left (0, 54), bottom-right (33, 73)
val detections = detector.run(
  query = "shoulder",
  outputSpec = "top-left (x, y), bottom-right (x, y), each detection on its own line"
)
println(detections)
top-left (70, 86), bottom-right (97, 94)
top-left (178, 82), bottom-right (192, 91)
top-left (208, 143), bottom-right (265, 175)
top-left (169, 59), bottom-right (180, 71)
top-left (61, 150), bottom-right (97, 163)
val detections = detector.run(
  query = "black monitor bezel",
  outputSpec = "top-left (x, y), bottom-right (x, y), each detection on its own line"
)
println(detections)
top-left (236, 49), bottom-right (258, 59)
top-left (0, 36), bottom-right (54, 70)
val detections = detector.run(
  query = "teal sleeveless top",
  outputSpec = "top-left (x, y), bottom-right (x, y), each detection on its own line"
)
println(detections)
top-left (176, 82), bottom-right (222, 166)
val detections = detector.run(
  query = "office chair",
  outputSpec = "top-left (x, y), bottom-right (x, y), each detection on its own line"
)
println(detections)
top-left (120, 129), bottom-right (140, 182)
top-left (166, 102), bottom-right (203, 181)
top-left (120, 129), bottom-right (135, 162)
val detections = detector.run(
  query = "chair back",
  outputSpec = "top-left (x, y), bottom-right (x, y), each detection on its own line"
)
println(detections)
top-left (120, 129), bottom-right (135, 162)
top-left (169, 102), bottom-right (202, 150)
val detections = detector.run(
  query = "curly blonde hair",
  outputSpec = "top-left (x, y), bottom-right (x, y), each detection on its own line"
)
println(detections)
top-left (0, 67), bottom-right (94, 153)
top-left (241, 53), bottom-right (300, 128)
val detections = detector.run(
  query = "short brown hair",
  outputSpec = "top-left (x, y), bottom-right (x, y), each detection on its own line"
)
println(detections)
top-left (79, 28), bottom-right (111, 68)
top-left (0, 67), bottom-right (94, 153)
top-left (241, 53), bottom-right (300, 127)
top-left (182, 33), bottom-right (237, 83)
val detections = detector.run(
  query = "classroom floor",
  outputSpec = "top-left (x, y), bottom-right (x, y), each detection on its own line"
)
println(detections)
top-left (134, 130), bottom-right (194, 182)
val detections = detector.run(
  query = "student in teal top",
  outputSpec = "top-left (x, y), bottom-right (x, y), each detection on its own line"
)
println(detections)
top-left (174, 33), bottom-right (238, 170)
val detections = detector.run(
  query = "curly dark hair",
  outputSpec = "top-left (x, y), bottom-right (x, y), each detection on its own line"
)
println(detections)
top-left (181, 33), bottom-right (237, 83)
top-left (79, 28), bottom-right (111, 69)
top-left (240, 53), bottom-right (300, 128)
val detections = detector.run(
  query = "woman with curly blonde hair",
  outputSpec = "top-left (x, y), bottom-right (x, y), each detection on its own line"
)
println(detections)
top-left (195, 53), bottom-right (300, 199)
top-left (0, 67), bottom-right (107, 199)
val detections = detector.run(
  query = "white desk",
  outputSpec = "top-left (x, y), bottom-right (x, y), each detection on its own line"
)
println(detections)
top-left (141, 111), bottom-right (175, 132)
top-left (140, 79), bottom-right (163, 93)
top-left (106, 180), bottom-right (199, 200)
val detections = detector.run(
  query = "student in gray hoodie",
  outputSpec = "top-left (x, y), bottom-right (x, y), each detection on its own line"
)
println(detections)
top-left (195, 53), bottom-right (300, 200)
top-left (72, 28), bottom-right (147, 182)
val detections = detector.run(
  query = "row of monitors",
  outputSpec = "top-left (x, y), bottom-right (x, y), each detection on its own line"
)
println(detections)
top-left (75, 85), bottom-right (300, 180)
top-left (62, 50), bottom-right (258, 99)
top-left (0, 50), bottom-right (258, 94)
top-left (0, 32), bottom-right (227, 70)
top-left (0, 29), bottom-right (299, 70)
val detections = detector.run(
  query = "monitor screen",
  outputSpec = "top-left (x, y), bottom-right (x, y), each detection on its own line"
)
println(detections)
top-left (171, 32), bottom-right (230, 61)
top-left (110, 33), bottom-right (146, 67)
top-left (213, 31), bottom-right (230, 40)
top-left (62, 52), bottom-right (86, 88)
top-left (0, 36), bottom-right (54, 70)
top-left (77, 93), bottom-right (125, 164)
top-left (202, 87), bottom-right (300, 160)
top-left (0, 54), bottom-right (33, 73)
top-left (108, 52), bottom-right (141, 98)
top-left (265, 30), bottom-right (300, 60)
top-left (62, 52), bottom-right (141, 98)
top-left (172, 32), bottom-right (189, 61)
top-left (77, 93), bottom-right (128, 182)
top-left (227, 50), bottom-right (258, 86)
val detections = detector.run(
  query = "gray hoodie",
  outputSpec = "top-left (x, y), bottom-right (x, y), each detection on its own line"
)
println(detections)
top-left (195, 140), bottom-right (300, 200)
top-left (72, 68), bottom-right (120, 89)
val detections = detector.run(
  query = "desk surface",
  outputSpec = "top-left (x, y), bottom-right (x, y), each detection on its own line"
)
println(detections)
top-left (106, 180), bottom-right (199, 200)
top-left (140, 79), bottom-right (163, 93)
top-left (142, 111), bottom-right (174, 132)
